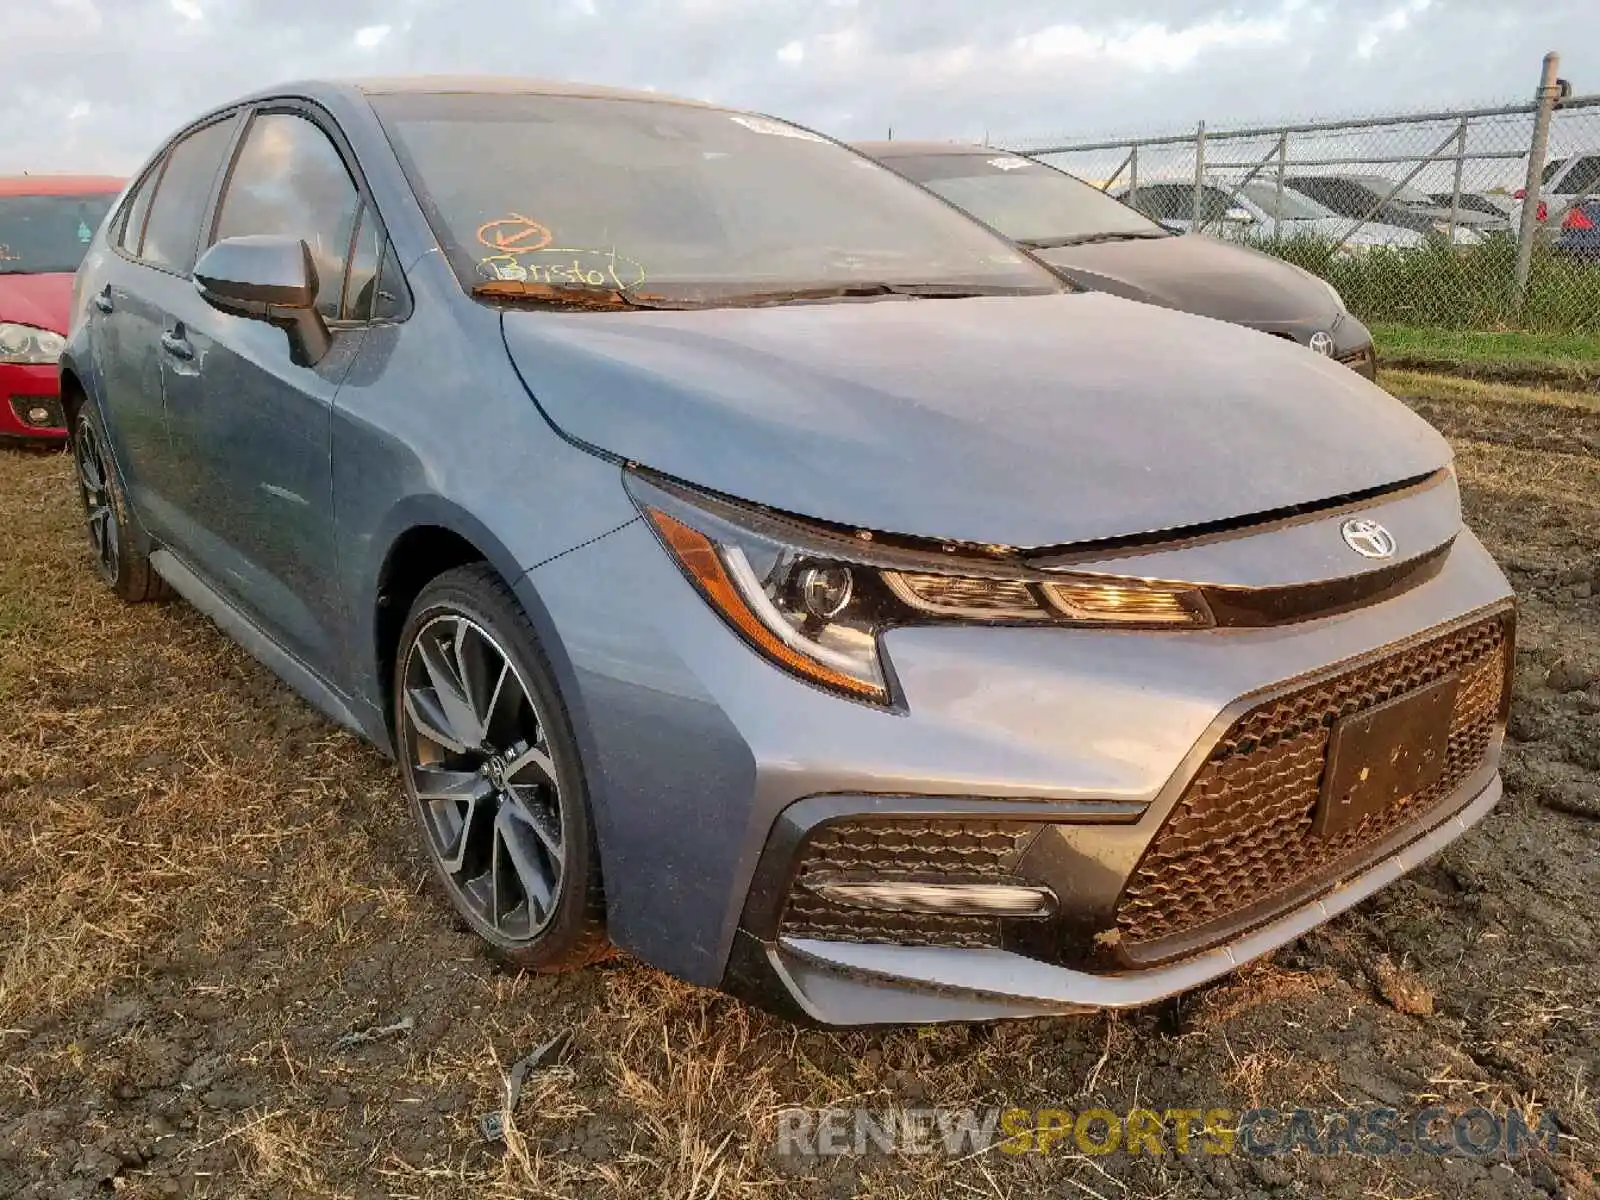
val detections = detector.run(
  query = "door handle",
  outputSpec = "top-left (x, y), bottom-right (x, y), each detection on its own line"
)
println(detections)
top-left (93, 287), bottom-right (114, 314)
top-left (159, 330), bottom-right (195, 361)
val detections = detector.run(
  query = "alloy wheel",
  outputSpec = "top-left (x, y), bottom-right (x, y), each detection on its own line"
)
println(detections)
top-left (399, 612), bottom-right (567, 942)
top-left (74, 420), bottom-right (119, 584)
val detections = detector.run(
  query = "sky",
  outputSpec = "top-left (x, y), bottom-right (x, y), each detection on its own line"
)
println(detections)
top-left (4, 0), bottom-right (1596, 175)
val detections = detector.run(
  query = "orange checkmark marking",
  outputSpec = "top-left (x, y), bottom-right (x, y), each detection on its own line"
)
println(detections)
top-left (476, 214), bottom-right (554, 253)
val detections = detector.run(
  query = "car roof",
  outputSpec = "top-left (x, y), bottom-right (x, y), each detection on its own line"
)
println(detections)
top-left (852, 141), bottom-right (1009, 159)
top-left (0, 174), bottom-right (125, 197)
top-left (256, 76), bottom-right (711, 109)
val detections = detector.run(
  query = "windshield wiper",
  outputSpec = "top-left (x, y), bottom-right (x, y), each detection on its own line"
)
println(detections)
top-left (1018, 232), bottom-right (1167, 249)
top-left (707, 282), bottom-right (1041, 307)
top-left (470, 281), bottom-right (685, 310)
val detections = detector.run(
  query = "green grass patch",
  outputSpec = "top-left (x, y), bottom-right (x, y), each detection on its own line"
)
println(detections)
top-left (1246, 233), bottom-right (1600, 335)
top-left (1373, 326), bottom-right (1600, 367)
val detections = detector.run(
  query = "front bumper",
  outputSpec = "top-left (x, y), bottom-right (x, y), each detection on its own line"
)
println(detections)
top-left (736, 775), bottom-right (1500, 1025)
top-left (0, 364), bottom-right (68, 440)
top-left (528, 467), bottom-right (1512, 1023)
top-left (1245, 313), bottom-right (1377, 379)
top-left (722, 600), bottom-right (1509, 1025)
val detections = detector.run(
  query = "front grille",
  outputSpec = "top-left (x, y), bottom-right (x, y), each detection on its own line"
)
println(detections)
top-left (1115, 609), bottom-right (1511, 957)
top-left (779, 819), bottom-right (1037, 947)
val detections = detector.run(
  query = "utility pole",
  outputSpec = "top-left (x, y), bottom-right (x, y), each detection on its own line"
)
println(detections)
top-left (1513, 52), bottom-right (1561, 313)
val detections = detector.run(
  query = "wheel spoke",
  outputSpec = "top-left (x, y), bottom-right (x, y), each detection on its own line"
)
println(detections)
top-left (453, 621), bottom-right (503, 735)
top-left (505, 785), bottom-right (563, 858)
top-left (439, 783), bottom-right (494, 875)
top-left (78, 451), bottom-right (102, 494)
top-left (417, 625), bottom-right (485, 749)
top-left (504, 739), bottom-right (557, 789)
top-left (412, 765), bottom-right (491, 804)
top-left (404, 686), bottom-right (470, 754)
top-left (495, 806), bottom-right (555, 921)
top-left (480, 660), bottom-right (515, 745)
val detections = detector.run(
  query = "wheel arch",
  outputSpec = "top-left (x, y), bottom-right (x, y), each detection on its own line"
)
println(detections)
top-left (58, 360), bottom-right (89, 429)
top-left (365, 499), bottom-right (586, 758)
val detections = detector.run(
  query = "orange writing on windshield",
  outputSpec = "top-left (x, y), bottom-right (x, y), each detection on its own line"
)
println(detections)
top-left (476, 214), bottom-right (553, 254)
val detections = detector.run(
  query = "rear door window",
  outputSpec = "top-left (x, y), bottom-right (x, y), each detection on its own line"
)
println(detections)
top-left (211, 112), bottom-right (361, 320)
top-left (1554, 155), bottom-right (1600, 196)
top-left (139, 117), bottom-right (239, 274)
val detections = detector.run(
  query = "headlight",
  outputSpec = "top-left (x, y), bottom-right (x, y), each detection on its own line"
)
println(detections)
top-left (0, 322), bottom-right (66, 365)
top-left (629, 474), bottom-right (1212, 704)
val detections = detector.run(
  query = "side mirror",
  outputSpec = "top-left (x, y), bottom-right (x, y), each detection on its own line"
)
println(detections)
top-left (1223, 206), bottom-right (1256, 224)
top-left (193, 235), bottom-right (332, 368)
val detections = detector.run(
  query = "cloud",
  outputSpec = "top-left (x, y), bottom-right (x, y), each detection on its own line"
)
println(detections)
top-left (0, 0), bottom-right (1592, 174)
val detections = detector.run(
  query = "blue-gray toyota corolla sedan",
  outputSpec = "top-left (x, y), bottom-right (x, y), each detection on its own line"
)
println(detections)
top-left (63, 79), bottom-right (1514, 1026)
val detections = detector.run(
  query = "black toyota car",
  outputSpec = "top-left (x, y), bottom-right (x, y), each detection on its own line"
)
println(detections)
top-left (857, 141), bottom-right (1376, 377)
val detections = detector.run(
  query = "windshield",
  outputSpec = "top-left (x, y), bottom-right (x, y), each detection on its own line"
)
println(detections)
top-left (0, 193), bottom-right (116, 274)
top-left (877, 152), bottom-right (1164, 244)
top-left (1235, 181), bottom-right (1335, 221)
top-left (373, 94), bottom-right (1060, 306)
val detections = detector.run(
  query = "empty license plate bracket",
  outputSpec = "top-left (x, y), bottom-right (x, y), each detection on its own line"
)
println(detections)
top-left (1315, 673), bottom-right (1459, 839)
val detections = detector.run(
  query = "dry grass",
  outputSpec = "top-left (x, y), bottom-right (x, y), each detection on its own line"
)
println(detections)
top-left (1, 384), bottom-right (1597, 1199)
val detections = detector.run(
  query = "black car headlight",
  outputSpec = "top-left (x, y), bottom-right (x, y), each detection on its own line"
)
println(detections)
top-left (628, 473), bottom-right (1212, 705)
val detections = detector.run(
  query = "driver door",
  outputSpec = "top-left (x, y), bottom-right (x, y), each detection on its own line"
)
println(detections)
top-left (158, 107), bottom-right (370, 680)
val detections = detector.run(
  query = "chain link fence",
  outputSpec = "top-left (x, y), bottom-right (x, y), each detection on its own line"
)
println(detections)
top-left (1003, 54), bottom-right (1600, 334)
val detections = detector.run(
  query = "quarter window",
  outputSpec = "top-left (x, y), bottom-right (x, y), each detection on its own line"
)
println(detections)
top-left (139, 118), bottom-right (238, 273)
top-left (117, 162), bottom-right (163, 255)
top-left (212, 113), bottom-right (361, 320)
top-left (339, 203), bottom-right (407, 322)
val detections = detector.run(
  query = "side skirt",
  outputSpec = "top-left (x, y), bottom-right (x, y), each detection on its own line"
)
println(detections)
top-left (149, 548), bottom-right (373, 743)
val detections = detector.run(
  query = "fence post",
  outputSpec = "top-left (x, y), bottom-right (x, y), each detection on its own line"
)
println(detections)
top-left (1192, 120), bottom-right (1206, 226)
top-left (1129, 144), bottom-right (1139, 210)
top-left (1513, 51), bottom-right (1561, 315)
top-left (1274, 131), bottom-right (1287, 245)
top-left (1447, 117), bottom-right (1467, 243)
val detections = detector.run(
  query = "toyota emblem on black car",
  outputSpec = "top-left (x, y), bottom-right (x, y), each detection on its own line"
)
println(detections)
top-left (1342, 517), bottom-right (1397, 558)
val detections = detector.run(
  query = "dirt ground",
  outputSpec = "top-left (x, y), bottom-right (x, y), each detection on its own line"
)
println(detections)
top-left (1, 372), bottom-right (1596, 1199)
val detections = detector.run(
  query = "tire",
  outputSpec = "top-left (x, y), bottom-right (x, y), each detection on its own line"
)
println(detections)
top-left (394, 564), bottom-right (609, 971)
top-left (70, 403), bottom-right (172, 603)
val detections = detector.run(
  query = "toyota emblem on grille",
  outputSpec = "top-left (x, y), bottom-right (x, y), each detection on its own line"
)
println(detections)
top-left (1341, 518), bottom-right (1396, 559)
top-left (1309, 331), bottom-right (1335, 356)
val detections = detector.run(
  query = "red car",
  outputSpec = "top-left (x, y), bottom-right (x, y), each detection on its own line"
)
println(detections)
top-left (1, 175), bottom-right (124, 442)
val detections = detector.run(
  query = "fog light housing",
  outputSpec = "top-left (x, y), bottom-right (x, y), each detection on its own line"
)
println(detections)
top-left (9, 395), bottom-right (65, 430)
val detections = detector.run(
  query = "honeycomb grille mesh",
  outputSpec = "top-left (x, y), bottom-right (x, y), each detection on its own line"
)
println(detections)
top-left (1116, 611), bottom-right (1511, 952)
top-left (780, 820), bottom-right (1036, 947)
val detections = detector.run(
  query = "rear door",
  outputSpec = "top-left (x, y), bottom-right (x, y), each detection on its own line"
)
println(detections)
top-left (158, 105), bottom-right (379, 678)
top-left (95, 116), bottom-right (239, 534)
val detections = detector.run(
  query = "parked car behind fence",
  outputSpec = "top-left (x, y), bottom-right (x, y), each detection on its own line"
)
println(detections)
top-left (999, 65), bottom-right (1600, 332)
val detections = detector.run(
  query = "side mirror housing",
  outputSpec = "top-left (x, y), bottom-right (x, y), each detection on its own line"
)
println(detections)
top-left (193, 235), bottom-right (332, 368)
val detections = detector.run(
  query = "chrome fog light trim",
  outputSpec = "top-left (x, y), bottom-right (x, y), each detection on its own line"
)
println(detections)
top-left (807, 879), bottom-right (1058, 919)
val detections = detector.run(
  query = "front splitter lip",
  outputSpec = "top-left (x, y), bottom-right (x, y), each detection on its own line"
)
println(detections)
top-left (767, 774), bottom-right (1501, 1026)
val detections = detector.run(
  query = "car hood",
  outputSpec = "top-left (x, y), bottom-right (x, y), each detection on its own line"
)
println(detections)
top-left (0, 272), bottom-right (72, 332)
top-left (502, 291), bottom-right (1450, 548)
top-left (1032, 235), bottom-right (1340, 326)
